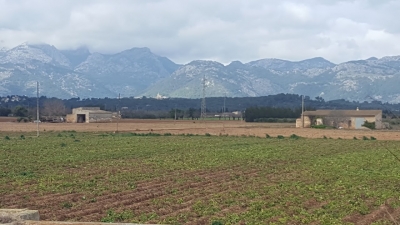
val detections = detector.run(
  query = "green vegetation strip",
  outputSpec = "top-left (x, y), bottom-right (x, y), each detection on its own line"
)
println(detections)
top-left (0, 132), bottom-right (400, 224)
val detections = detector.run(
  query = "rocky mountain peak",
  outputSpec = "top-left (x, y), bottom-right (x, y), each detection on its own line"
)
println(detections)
top-left (298, 57), bottom-right (335, 68)
top-left (2, 42), bottom-right (400, 103)
top-left (247, 58), bottom-right (289, 69)
top-left (226, 60), bottom-right (248, 70)
top-left (188, 60), bottom-right (224, 68)
top-left (1, 42), bottom-right (71, 67)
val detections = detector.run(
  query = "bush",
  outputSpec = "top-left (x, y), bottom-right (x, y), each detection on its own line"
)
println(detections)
top-left (353, 137), bottom-right (358, 140)
top-left (362, 121), bottom-right (375, 129)
top-left (362, 136), bottom-right (369, 140)
top-left (290, 134), bottom-right (300, 140)
top-left (265, 134), bottom-right (271, 138)
top-left (311, 125), bottom-right (327, 129)
top-left (4, 136), bottom-right (10, 140)
top-left (61, 202), bottom-right (73, 208)
top-left (205, 133), bottom-right (211, 137)
top-left (277, 135), bottom-right (285, 139)
top-left (370, 136), bottom-right (377, 140)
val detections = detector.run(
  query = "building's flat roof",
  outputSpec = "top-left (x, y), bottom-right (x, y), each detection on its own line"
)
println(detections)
top-left (303, 110), bottom-right (382, 117)
top-left (87, 110), bottom-right (113, 114)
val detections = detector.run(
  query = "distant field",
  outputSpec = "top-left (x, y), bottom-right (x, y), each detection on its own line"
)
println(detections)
top-left (1, 119), bottom-right (400, 140)
top-left (1, 132), bottom-right (400, 224)
top-left (0, 117), bottom-right (17, 122)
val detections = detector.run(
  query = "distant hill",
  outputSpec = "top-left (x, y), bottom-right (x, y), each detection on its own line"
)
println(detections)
top-left (1, 42), bottom-right (400, 103)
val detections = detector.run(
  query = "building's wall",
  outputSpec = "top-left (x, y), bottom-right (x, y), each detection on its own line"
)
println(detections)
top-left (66, 114), bottom-right (76, 123)
top-left (66, 112), bottom-right (90, 123)
top-left (298, 110), bottom-right (382, 129)
top-left (321, 116), bottom-right (351, 128)
top-left (375, 113), bottom-right (383, 129)
top-left (69, 108), bottom-right (114, 123)
top-left (296, 116), bottom-right (311, 128)
top-left (89, 112), bottom-right (113, 123)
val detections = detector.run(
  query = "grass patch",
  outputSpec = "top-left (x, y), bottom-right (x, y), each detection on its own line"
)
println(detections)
top-left (311, 124), bottom-right (327, 129)
top-left (101, 210), bottom-right (134, 223)
top-left (61, 202), bottom-right (73, 209)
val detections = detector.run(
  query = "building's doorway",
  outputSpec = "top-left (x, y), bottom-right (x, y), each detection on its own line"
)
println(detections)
top-left (77, 114), bottom-right (86, 123)
top-left (355, 118), bottom-right (365, 129)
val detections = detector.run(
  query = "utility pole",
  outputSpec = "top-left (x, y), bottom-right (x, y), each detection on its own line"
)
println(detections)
top-left (223, 94), bottom-right (226, 113)
top-left (201, 74), bottom-right (206, 120)
top-left (116, 93), bottom-right (120, 133)
top-left (301, 95), bottom-right (304, 128)
top-left (36, 81), bottom-right (40, 137)
top-left (174, 107), bottom-right (177, 120)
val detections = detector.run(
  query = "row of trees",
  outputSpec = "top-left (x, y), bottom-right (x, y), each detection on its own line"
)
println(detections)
top-left (244, 107), bottom-right (302, 122)
top-left (3, 93), bottom-right (396, 114)
top-left (0, 99), bottom-right (67, 119)
top-left (121, 108), bottom-right (206, 120)
top-left (1, 93), bottom-right (399, 121)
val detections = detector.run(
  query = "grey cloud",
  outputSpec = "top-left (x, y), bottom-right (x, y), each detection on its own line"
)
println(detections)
top-left (0, 0), bottom-right (399, 64)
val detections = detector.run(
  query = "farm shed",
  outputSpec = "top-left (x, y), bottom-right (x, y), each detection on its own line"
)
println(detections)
top-left (296, 109), bottom-right (382, 129)
top-left (66, 107), bottom-right (114, 123)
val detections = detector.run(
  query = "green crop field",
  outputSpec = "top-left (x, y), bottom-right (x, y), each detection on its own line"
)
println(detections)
top-left (1, 132), bottom-right (400, 224)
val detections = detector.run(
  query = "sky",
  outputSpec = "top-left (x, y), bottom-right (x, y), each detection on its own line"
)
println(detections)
top-left (0, 0), bottom-right (399, 64)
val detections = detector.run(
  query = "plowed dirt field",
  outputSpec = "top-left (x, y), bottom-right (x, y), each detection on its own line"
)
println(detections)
top-left (1, 119), bottom-right (400, 140)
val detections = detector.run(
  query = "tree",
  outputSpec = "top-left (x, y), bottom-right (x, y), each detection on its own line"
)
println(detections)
top-left (0, 107), bottom-right (11, 116)
top-left (42, 99), bottom-right (66, 116)
top-left (187, 108), bottom-right (196, 120)
top-left (13, 106), bottom-right (28, 117)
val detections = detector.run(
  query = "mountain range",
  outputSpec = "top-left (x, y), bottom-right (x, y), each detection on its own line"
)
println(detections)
top-left (1, 42), bottom-right (400, 103)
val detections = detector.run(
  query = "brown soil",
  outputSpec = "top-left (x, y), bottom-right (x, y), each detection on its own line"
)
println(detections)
top-left (343, 201), bottom-right (400, 224)
top-left (1, 119), bottom-right (400, 140)
top-left (0, 117), bottom-right (17, 122)
top-left (1, 167), bottom-right (261, 224)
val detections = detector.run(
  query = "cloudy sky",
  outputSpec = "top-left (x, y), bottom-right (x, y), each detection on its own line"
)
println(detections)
top-left (0, 0), bottom-right (399, 64)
